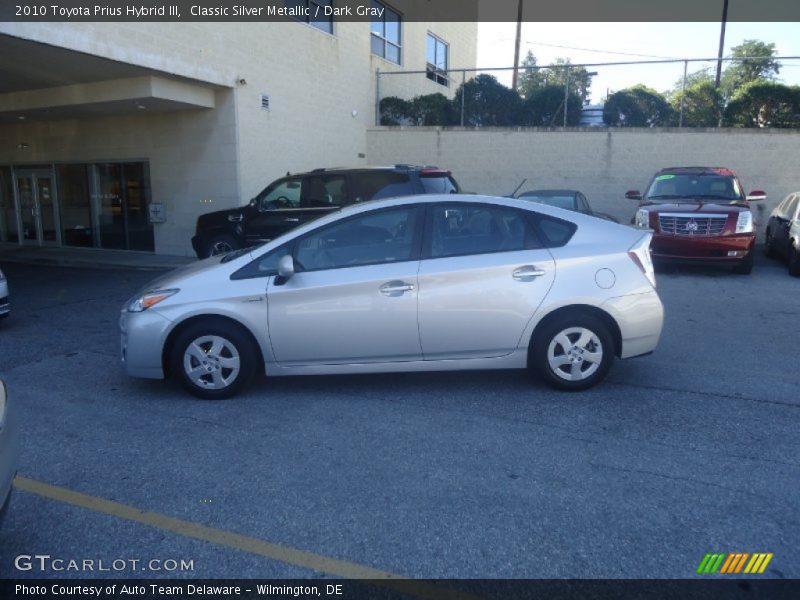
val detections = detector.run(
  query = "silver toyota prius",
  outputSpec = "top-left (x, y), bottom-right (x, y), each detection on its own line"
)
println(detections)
top-left (121, 195), bottom-right (664, 399)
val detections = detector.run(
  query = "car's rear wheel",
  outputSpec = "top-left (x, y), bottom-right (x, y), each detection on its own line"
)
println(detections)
top-left (172, 320), bottom-right (257, 399)
top-left (532, 314), bottom-right (614, 391)
top-left (204, 234), bottom-right (239, 258)
top-left (733, 249), bottom-right (754, 275)
top-left (789, 242), bottom-right (800, 277)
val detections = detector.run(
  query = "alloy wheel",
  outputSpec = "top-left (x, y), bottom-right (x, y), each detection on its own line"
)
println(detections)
top-left (547, 327), bottom-right (603, 382)
top-left (183, 335), bottom-right (241, 390)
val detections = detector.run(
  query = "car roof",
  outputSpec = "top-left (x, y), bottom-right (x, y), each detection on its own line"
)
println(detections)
top-left (519, 189), bottom-right (580, 197)
top-left (291, 165), bottom-right (450, 176)
top-left (656, 166), bottom-right (738, 177)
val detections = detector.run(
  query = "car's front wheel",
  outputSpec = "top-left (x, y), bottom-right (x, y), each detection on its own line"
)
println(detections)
top-left (172, 320), bottom-right (257, 399)
top-left (764, 229), bottom-right (778, 258)
top-left (789, 242), bottom-right (800, 277)
top-left (532, 314), bottom-right (614, 391)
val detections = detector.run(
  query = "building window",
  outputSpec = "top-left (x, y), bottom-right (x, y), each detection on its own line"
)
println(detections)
top-left (370, 1), bottom-right (401, 64)
top-left (286, 0), bottom-right (334, 34)
top-left (426, 33), bottom-right (449, 86)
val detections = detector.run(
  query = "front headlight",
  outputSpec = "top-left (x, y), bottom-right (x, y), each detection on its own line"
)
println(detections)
top-left (635, 209), bottom-right (650, 229)
top-left (735, 211), bottom-right (754, 234)
top-left (126, 289), bottom-right (179, 312)
top-left (0, 268), bottom-right (5, 281)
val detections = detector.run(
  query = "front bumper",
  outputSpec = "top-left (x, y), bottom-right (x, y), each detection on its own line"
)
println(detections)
top-left (0, 395), bottom-right (19, 529)
top-left (650, 233), bottom-right (755, 261)
top-left (120, 309), bottom-right (172, 379)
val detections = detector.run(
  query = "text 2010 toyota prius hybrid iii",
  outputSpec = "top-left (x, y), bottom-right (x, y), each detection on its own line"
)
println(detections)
top-left (121, 195), bottom-right (664, 399)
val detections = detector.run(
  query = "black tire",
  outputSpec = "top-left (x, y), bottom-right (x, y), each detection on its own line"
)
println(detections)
top-left (531, 314), bottom-right (615, 391)
top-left (204, 233), bottom-right (239, 258)
top-left (764, 229), bottom-right (778, 259)
top-left (733, 249), bottom-right (754, 275)
top-left (789, 243), bottom-right (800, 277)
top-left (171, 319), bottom-right (257, 400)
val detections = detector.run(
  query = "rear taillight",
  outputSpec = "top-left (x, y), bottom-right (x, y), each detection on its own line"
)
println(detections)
top-left (628, 233), bottom-right (656, 288)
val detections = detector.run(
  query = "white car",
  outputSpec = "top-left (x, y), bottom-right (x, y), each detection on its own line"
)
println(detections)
top-left (121, 194), bottom-right (664, 399)
top-left (0, 380), bottom-right (18, 527)
top-left (0, 267), bottom-right (9, 319)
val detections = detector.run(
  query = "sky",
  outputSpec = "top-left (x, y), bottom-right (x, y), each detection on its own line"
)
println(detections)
top-left (476, 22), bottom-right (800, 104)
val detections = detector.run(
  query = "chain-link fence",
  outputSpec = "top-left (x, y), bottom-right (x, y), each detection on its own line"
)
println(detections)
top-left (375, 56), bottom-right (800, 129)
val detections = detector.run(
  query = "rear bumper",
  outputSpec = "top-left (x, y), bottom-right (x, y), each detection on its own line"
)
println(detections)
top-left (0, 296), bottom-right (9, 317)
top-left (651, 233), bottom-right (755, 261)
top-left (602, 290), bottom-right (664, 360)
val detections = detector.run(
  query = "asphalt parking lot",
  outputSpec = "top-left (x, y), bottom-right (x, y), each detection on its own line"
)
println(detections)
top-left (0, 255), bottom-right (798, 580)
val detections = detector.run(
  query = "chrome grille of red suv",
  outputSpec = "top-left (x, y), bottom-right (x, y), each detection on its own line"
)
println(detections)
top-left (658, 214), bottom-right (727, 236)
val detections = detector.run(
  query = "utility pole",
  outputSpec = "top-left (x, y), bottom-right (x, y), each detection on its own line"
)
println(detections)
top-left (714, 0), bottom-right (729, 88)
top-left (511, 0), bottom-right (523, 91)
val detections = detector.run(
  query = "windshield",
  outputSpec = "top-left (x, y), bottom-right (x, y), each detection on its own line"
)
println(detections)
top-left (520, 195), bottom-right (576, 210)
top-left (646, 173), bottom-right (744, 202)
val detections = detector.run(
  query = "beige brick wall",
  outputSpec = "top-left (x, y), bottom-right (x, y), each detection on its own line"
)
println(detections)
top-left (0, 18), bottom-right (477, 254)
top-left (366, 127), bottom-right (800, 234)
top-left (0, 89), bottom-right (239, 256)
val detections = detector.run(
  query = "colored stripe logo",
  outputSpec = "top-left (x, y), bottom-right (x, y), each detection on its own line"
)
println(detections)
top-left (697, 553), bottom-right (773, 575)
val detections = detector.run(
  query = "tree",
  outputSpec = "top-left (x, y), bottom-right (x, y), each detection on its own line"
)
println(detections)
top-left (454, 74), bottom-right (523, 126)
top-left (541, 59), bottom-right (594, 105)
top-left (379, 97), bottom-right (413, 126)
top-left (720, 40), bottom-right (781, 100)
top-left (518, 51), bottom-right (548, 99)
top-left (521, 85), bottom-right (582, 126)
top-left (604, 85), bottom-right (675, 127)
top-left (670, 80), bottom-right (723, 127)
top-left (723, 81), bottom-right (800, 128)
top-left (412, 93), bottom-right (456, 126)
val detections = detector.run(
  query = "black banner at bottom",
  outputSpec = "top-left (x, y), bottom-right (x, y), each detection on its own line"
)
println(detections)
top-left (3, 579), bottom-right (800, 600)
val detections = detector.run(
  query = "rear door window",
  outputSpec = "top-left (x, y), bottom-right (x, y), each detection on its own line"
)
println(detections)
top-left (302, 175), bottom-right (349, 208)
top-left (428, 203), bottom-right (540, 259)
top-left (528, 213), bottom-right (578, 248)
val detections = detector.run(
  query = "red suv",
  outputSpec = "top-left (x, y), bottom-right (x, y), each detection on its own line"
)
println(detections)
top-left (627, 167), bottom-right (765, 274)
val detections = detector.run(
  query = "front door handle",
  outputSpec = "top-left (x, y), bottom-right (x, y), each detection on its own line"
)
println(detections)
top-left (379, 280), bottom-right (414, 296)
top-left (512, 265), bottom-right (546, 281)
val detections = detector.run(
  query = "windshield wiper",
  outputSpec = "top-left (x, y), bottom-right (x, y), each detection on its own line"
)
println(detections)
top-left (649, 194), bottom-right (689, 200)
top-left (692, 194), bottom-right (739, 200)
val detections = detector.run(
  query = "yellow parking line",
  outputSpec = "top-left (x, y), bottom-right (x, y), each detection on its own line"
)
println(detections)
top-left (14, 476), bottom-right (478, 600)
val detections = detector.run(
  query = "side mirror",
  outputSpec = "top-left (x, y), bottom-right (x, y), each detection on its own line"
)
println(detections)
top-left (625, 190), bottom-right (642, 200)
top-left (746, 190), bottom-right (766, 201)
top-left (277, 254), bottom-right (295, 280)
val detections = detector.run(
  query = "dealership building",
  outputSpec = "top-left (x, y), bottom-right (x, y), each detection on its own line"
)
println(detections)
top-left (0, 7), bottom-right (477, 256)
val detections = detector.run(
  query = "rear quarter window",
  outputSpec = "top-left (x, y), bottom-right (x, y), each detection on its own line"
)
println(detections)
top-left (419, 174), bottom-right (459, 194)
top-left (528, 213), bottom-right (578, 248)
top-left (354, 172), bottom-right (415, 201)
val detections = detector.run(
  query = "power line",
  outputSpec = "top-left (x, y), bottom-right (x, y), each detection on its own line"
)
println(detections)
top-left (523, 41), bottom-right (679, 60)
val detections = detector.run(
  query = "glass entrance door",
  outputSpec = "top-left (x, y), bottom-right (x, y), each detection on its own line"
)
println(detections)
top-left (15, 170), bottom-right (59, 245)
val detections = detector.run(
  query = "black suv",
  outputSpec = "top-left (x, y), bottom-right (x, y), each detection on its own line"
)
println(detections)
top-left (191, 165), bottom-right (460, 257)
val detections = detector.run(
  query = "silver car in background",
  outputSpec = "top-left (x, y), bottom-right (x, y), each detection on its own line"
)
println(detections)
top-left (0, 379), bottom-right (18, 526)
top-left (0, 267), bottom-right (9, 319)
top-left (121, 194), bottom-right (664, 399)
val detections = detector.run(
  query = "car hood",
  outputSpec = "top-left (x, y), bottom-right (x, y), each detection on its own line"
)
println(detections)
top-left (131, 253), bottom-right (242, 295)
top-left (640, 201), bottom-right (749, 214)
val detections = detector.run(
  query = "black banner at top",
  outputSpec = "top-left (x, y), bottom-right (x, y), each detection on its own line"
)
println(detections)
top-left (1, 0), bottom-right (800, 23)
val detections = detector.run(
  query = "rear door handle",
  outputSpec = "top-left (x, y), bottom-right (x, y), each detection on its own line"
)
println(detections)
top-left (379, 280), bottom-right (414, 296)
top-left (284, 217), bottom-right (300, 223)
top-left (512, 265), bottom-right (546, 281)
